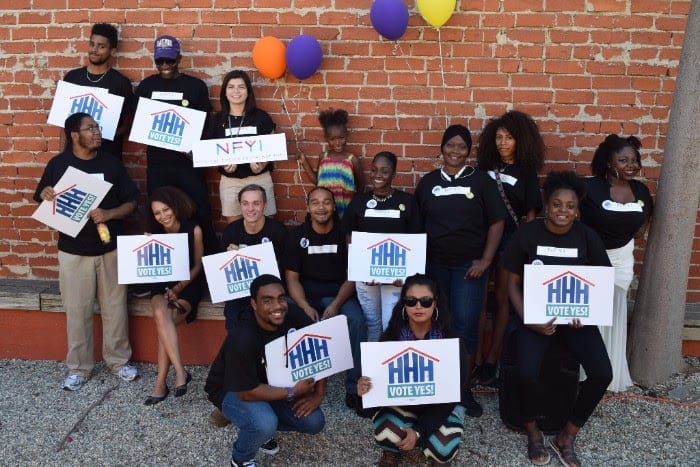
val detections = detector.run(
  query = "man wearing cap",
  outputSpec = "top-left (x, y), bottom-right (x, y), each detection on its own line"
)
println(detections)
top-left (62, 23), bottom-right (135, 160)
top-left (135, 35), bottom-right (217, 253)
top-left (35, 112), bottom-right (139, 391)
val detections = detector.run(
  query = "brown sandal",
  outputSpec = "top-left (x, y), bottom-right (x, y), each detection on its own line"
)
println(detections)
top-left (548, 436), bottom-right (580, 467)
top-left (526, 430), bottom-right (551, 465)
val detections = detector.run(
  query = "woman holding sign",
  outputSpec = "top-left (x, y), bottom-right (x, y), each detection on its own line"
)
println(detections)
top-left (580, 135), bottom-right (652, 392)
top-left (144, 186), bottom-right (204, 405)
top-left (500, 171), bottom-right (612, 467)
top-left (206, 70), bottom-right (277, 223)
top-left (357, 274), bottom-right (467, 466)
top-left (341, 151), bottom-right (422, 342)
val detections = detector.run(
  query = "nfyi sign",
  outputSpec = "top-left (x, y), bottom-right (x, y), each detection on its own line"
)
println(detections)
top-left (368, 238), bottom-right (409, 279)
top-left (132, 239), bottom-right (174, 277)
top-left (285, 333), bottom-right (332, 382)
top-left (219, 253), bottom-right (261, 294)
top-left (543, 271), bottom-right (594, 318)
top-left (149, 109), bottom-right (188, 146)
top-left (382, 347), bottom-right (437, 398)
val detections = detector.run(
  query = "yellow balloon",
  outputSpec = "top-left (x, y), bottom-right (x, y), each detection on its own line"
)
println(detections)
top-left (417, 0), bottom-right (456, 29)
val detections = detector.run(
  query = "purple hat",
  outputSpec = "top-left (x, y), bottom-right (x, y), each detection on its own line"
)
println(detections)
top-left (154, 35), bottom-right (180, 60)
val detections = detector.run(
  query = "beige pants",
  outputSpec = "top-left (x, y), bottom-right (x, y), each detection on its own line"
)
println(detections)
top-left (58, 249), bottom-right (131, 376)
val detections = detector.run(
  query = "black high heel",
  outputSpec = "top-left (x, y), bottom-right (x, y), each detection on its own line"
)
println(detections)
top-left (174, 372), bottom-right (192, 397)
top-left (144, 387), bottom-right (169, 406)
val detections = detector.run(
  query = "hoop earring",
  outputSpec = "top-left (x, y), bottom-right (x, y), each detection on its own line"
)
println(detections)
top-left (614, 168), bottom-right (620, 178)
top-left (433, 307), bottom-right (439, 321)
top-left (402, 306), bottom-right (407, 321)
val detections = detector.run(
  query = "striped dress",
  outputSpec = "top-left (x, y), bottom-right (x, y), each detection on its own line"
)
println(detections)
top-left (317, 152), bottom-right (356, 217)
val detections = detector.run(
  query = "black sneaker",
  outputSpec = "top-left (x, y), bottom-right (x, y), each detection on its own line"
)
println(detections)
top-left (463, 389), bottom-right (483, 418)
top-left (259, 438), bottom-right (279, 455)
top-left (477, 362), bottom-right (498, 386)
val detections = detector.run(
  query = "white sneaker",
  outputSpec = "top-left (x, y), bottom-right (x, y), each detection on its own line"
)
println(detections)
top-left (117, 364), bottom-right (138, 382)
top-left (231, 458), bottom-right (257, 467)
top-left (63, 374), bottom-right (87, 391)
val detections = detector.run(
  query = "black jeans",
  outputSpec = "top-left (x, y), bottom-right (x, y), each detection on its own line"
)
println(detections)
top-left (514, 321), bottom-right (612, 427)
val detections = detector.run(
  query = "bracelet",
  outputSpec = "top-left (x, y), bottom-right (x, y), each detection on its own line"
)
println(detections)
top-left (285, 387), bottom-right (295, 400)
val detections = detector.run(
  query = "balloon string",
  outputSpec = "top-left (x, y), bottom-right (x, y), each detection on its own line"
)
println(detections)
top-left (394, 42), bottom-right (419, 84)
top-left (438, 28), bottom-right (448, 129)
top-left (279, 81), bottom-right (307, 199)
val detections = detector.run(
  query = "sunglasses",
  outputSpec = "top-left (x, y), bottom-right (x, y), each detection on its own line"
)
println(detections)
top-left (155, 58), bottom-right (176, 66)
top-left (403, 296), bottom-right (435, 308)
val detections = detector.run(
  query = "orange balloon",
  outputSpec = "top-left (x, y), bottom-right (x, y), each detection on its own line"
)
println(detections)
top-left (252, 36), bottom-right (286, 80)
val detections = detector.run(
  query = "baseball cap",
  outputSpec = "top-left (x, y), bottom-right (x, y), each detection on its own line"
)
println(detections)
top-left (154, 35), bottom-right (180, 60)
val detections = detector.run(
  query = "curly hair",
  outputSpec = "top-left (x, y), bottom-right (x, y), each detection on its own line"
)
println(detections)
top-left (146, 186), bottom-right (196, 233)
top-left (590, 134), bottom-right (642, 177)
top-left (318, 108), bottom-right (349, 134)
top-left (91, 23), bottom-right (118, 49)
top-left (542, 170), bottom-right (587, 204)
top-left (477, 110), bottom-right (545, 171)
top-left (380, 274), bottom-right (452, 342)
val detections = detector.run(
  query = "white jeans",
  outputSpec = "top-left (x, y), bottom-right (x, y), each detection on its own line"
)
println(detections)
top-left (355, 282), bottom-right (401, 342)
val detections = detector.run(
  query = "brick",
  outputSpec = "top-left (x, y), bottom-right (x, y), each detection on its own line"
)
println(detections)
top-left (586, 0), bottom-right (626, 12)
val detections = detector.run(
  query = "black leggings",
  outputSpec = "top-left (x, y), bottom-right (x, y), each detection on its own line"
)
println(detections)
top-left (514, 322), bottom-right (612, 427)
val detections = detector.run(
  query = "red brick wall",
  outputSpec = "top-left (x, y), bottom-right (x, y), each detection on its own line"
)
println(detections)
top-left (1, 1), bottom-right (697, 302)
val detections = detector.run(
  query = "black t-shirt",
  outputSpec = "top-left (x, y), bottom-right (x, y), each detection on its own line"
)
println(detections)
top-left (579, 176), bottom-right (653, 249)
top-left (63, 67), bottom-right (136, 158)
top-left (341, 190), bottom-right (422, 235)
top-left (220, 217), bottom-right (287, 258)
top-left (206, 108), bottom-right (276, 178)
top-left (33, 150), bottom-right (138, 256)
top-left (283, 217), bottom-right (348, 284)
top-left (135, 73), bottom-right (211, 165)
top-left (500, 219), bottom-right (611, 278)
top-left (204, 307), bottom-right (312, 408)
top-left (486, 164), bottom-right (542, 233)
top-left (415, 167), bottom-right (507, 265)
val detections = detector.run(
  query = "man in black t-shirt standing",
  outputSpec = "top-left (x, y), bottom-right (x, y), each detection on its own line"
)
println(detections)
top-left (135, 35), bottom-right (217, 253)
top-left (205, 275), bottom-right (325, 467)
top-left (34, 113), bottom-right (139, 391)
top-left (283, 187), bottom-right (368, 417)
top-left (62, 23), bottom-right (135, 159)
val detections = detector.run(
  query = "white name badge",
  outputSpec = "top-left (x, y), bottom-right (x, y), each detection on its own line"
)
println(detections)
top-left (307, 244), bottom-right (338, 255)
top-left (225, 126), bottom-right (258, 137)
top-left (431, 185), bottom-right (472, 197)
top-left (601, 199), bottom-right (644, 213)
top-left (536, 245), bottom-right (579, 258)
top-left (523, 265), bottom-right (614, 325)
top-left (488, 171), bottom-right (518, 186)
top-left (150, 91), bottom-right (184, 101)
top-left (364, 209), bottom-right (401, 218)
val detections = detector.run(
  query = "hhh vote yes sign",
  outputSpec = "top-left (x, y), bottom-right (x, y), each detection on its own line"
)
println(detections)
top-left (116, 234), bottom-right (190, 284)
top-left (347, 232), bottom-right (426, 284)
top-left (129, 98), bottom-right (206, 153)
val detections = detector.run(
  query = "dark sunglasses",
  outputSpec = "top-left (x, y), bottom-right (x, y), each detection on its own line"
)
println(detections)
top-left (403, 296), bottom-right (435, 308)
top-left (155, 58), bottom-right (176, 66)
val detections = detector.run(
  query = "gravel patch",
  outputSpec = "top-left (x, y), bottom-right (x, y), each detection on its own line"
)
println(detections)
top-left (0, 357), bottom-right (698, 466)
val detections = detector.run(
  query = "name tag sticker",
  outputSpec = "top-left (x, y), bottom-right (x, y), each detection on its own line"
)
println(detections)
top-left (364, 209), bottom-right (401, 218)
top-left (536, 245), bottom-right (578, 258)
top-left (308, 244), bottom-right (338, 255)
top-left (150, 91), bottom-right (184, 101)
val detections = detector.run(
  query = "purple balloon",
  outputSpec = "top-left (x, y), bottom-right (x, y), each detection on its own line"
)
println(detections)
top-left (370, 0), bottom-right (409, 41)
top-left (286, 35), bottom-right (323, 80)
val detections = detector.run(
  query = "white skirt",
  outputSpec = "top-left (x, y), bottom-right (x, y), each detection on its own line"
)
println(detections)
top-left (600, 239), bottom-right (635, 392)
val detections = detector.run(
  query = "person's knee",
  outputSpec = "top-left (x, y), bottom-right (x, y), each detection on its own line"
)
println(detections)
top-left (303, 410), bottom-right (325, 434)
top-left (151, 303), bottom-right (171, 326)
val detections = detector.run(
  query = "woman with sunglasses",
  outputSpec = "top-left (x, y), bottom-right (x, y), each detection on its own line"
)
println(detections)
top-left (415, 124), bottom-right (507, 417)
top-left (206, 70), bottom-right (277, 223)
top-left (579, 135), bottom-right (652, 392)
top-left (143, 186), bottom-right (204, 406)
top-left (341, 151), bottom-right (422, 342)
top-left (357, 274), bottom-right (467, 466)
top-left (500, 171), bottom-right (612, 467)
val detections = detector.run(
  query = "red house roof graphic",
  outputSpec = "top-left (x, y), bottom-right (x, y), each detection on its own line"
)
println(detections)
top-left (381, 346), bottom-right (440, 366)
top-left (51, 183), bottom-right (78, 215)
top-left (366, 237), bottom-right (411, 251)
top-left (284, 334), bottom-right (332, 356)
top-left (69, 93), bottom-right (108, 108)
top-left (150, 108), bottom-right (190, 124)
top-left (132, 238), bottom-right (175, 252)
top-left (542, 271), bottom-right (595, 287)
top-left (219, 253), bottom-right (261, 270)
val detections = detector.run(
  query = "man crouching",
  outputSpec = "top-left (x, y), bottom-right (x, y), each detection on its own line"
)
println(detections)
top-left (205, 274), bottom-right (326, 467)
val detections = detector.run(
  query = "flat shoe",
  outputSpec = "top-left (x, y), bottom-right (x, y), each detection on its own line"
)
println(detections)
top-left (548, 436), bottom-right (580, 467)
top-left (144, 387), bottom-right (169, 406)
top-left (174, 372), bottom-right (192, 398)
top-left (527, 430), bottom-right (550, 465)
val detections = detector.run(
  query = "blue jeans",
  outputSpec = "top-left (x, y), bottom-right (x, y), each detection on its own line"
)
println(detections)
top-left (355, 281), bottom-right (401, 342)
top-left (221, 391), bottom-right (325, 462)
top-left (293, 280), bottom-right (366, 394)
top-left (427, 261), bottom-right (486, 353)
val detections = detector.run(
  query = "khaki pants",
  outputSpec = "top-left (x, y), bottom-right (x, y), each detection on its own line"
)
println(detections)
top-left (58, 249), bottom-right (131, 376)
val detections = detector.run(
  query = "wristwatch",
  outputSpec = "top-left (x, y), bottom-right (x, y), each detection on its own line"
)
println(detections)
top-left (285, 387), bottom-right (295, 400)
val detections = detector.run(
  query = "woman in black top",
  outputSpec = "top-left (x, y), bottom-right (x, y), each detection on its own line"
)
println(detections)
top-left (475, 110), bottom-right (545, 385)
top-left (580, 134), bottom-right (652, 392)
top-left (143, 186), bottom-right (204, 405)
top-left (501, 171), bottom-right (612, 467)
top-left (207, 70), bottom-right (276, 222)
